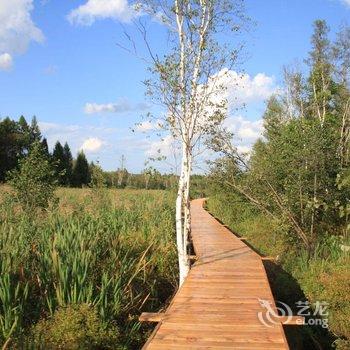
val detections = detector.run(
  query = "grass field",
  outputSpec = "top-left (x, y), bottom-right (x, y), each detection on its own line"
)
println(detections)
top-left (0, 187), bottom-right (177, 349)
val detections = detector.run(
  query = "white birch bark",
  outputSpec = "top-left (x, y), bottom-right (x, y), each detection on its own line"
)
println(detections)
top-left (137, 0), bottom-right (245, 286)
top-left (176, 145), bottom-right (190, 285)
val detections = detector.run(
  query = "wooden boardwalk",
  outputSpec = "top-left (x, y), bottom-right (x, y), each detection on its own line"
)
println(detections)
top-left (142, 198), bottom-right (290, 349)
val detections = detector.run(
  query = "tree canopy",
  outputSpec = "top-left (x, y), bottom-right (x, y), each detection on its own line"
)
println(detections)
top-left (210, 20), bottom-right (350, 251)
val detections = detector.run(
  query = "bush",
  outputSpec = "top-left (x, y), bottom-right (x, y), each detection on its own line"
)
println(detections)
top-left (29, 304), bottom-right (120, 349)
top-left (8, 141), bottom-right (57, 211)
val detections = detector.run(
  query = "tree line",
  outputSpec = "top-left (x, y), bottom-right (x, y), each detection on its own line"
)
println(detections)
top-left (0, 116), bottom-right (92, 187)
top-left (210, 20), bottom-right (350, 252)
top-left (0, 115), bottom-right (199, 190)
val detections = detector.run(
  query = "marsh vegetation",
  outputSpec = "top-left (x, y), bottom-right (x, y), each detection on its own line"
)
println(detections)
top-left (0, 187), bottom-right (177, 349)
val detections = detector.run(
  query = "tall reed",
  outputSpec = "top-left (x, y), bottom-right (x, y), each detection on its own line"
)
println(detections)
top-left (0, 188), bottom-right (177, 348)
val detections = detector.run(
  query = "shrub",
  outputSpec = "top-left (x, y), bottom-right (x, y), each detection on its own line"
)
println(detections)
top-left (29, 304), bottom-right (120, 349)
top-left (8, 141), bottom-right (57, 211)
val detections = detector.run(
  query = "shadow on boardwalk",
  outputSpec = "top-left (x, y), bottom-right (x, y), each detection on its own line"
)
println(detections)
top-left (207, 209), bottom-right (336, 350)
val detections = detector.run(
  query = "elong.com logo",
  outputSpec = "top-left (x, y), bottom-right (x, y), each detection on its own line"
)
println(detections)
top-left (257, 299), bottom-right (329, 328)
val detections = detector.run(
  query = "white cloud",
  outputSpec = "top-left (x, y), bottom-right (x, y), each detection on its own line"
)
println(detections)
top-left (225, 115), bottom-right (263, 139)
top-left (238, 126), bottom-right (260, 139)
top-left (341, 0), bottom-right (350, 7)
top-left (67, 0), bottom-right (137, 25)
top-left (193, 68), bottom-right (276, 136)
top-left (211, 69), bottom-right (277, 109)
top-left (80, 137), bottom-right (104, 152)
top-left (0, 0), bottom-right (44, 67)
top-left (84, 99), bottom-right (149, 114)
top-left (236, 145), bottom-right (251, 154)
top-left (85, 102), bottom-right (120, 114)
top-left (223, 115), bottom-right (264, 155)
top-left (0, 53), bottom-right (13, 71)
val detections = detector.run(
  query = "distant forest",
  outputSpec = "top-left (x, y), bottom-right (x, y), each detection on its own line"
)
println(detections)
top-left (0, 116), bottom-right (200, 190)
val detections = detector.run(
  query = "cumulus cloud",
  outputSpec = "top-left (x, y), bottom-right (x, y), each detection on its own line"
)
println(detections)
top-left (80, 137), bottom-right (104, 152)
top-left (84, 99), bottom-right (149, 114)
top-left (235, 72), bottom-right (276, 102)
top-left (223, 115), bottom-right (264, 155)
top-left (236, 145), bottom-right (251, 154)
top-left (211, 69), bottom-right (277, 109)
top-left (0, 53), bottom-right (13, 71)
top-left (67, 0), bottom-right (137, 25)
top-left (218, 71), bottom-right (273, 152)
top-left (0, 0), bottom-right (44, 68)
top-left (225, 115), bottom-right (263, 139)
top-left (230, 116), bottom-right (263, 140)
top-left (238, 126), bottom-right (260, 139)
top-left (192, 68), bottom-right (276, 135)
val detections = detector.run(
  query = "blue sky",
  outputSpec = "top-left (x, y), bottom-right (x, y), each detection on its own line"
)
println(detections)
top-left (0, 0), bottom-right (349, 172)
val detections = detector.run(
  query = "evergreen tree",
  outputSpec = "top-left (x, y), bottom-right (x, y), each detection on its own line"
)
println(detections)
top-left (41, 138), bottom-right (50, 159)
top-left (0, 118), bottom-right (22, 181)
top-left (18, 115), bottom-right (31, 154)
top-left (63, 142), bottom-right (73, 186)
top-left (72, 151), bottom-right (90, 187)
top-left (0, 116), bottom-right (45, 181)
top-left (52, 141), bottom-right (66, 185)
top-left (30, 116), bottom-right (42, 143)
top-left (18, 115), bottom-right (29, 133)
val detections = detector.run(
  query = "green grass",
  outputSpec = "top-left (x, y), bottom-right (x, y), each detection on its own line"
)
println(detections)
top-left (207, 193), bottom-right (350, 350)
top-left (0, 187), bottom-right (177, 349)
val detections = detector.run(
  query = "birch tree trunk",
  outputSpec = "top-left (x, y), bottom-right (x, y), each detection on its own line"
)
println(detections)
top-left (176, 145), bottom-right (191, 285)
top-left (138, 0), bottom-right (247, 286)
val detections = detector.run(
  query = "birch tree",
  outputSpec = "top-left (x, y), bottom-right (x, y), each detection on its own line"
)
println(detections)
top-left (133, 0), bottom-right (248, 284)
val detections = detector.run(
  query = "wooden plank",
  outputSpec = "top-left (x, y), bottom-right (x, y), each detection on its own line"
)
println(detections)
top-left (147, 339), bottom-right (287, 349)
top-left (159, 322), bottom-right (284, 332)
top-left (142, 198), bottom-right (291, 350)
top-left (155, 333), bottom-right (286, 344)
top-left (261, 256), bottom-right (276, 261)
top-left (139, 312), bottom-right (165, 322)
